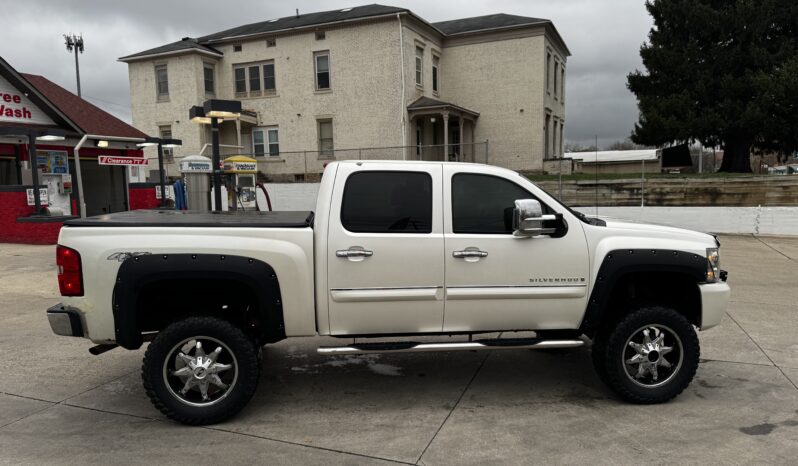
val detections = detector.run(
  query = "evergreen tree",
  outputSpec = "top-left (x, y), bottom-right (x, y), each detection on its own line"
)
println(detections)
top-left (628, 0), bottom-right (798, 172)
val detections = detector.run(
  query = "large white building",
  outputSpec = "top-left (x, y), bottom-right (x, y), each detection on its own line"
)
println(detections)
top-left (120, 4), bottom-right (570, 181)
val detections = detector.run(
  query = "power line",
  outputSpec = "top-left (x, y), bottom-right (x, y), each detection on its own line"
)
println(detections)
top-left (82, 94), bottom-right (130, 110)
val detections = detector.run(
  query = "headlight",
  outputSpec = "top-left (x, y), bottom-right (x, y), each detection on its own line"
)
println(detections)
top-left (706, 247), bottom-right (720, 282)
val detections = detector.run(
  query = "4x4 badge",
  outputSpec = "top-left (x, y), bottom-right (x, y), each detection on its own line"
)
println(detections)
top-left (107, 252), bottom-right (151, 262)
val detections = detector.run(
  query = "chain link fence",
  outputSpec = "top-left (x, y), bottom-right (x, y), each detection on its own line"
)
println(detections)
top-left (231, 142), bottom-right (489, 181)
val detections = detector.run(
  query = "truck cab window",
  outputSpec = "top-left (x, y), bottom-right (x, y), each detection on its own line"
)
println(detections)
top-left (341, 171), bottom-right (432, 233)
top-left (452, 173), bottom-right (550, 234)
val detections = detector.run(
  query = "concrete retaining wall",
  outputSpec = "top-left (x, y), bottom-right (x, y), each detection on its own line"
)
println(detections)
top-left (536, 176), bottom-right (798, 207)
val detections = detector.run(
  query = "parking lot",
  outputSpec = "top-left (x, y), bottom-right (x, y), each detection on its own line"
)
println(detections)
top-left (1, 235), bottom-right (797, 465)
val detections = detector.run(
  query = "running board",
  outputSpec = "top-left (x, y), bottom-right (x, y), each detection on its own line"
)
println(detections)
top-left (317, 338), bottom-right (584, 355)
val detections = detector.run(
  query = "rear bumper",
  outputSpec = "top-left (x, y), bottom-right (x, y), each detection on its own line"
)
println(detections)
top-left (698, 281), bottom-right (731, 330)
top-left (47, 303), bottom-right (85, 337)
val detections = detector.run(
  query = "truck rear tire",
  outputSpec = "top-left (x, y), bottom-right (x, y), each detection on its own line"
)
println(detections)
top-left (142, 317), bottom-right (259, 425)
top-left (593, 306), bottom-right (699, 403)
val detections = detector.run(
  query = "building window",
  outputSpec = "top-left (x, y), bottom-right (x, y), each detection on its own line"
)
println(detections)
top-left (155, 64), bottom-right (168, 100)
top-left (341, 171), bottom-right (432, 234)
top-left (561, 68), bottom-right (565, 103)
top-left (234, 68), bottom-right (246, 94)
top-left (315, 31), bottom-right (326, 40)
top-left (544, 114), bottom-right (551, 158)
top-left (248, 65), bottom-right (261, 94)
top-left (314, 51), bottom-right (330, 90)
top-left (253, 127), bottom-right (279, 157)
top-left (415, 46), bottom-right (424, 87)
top-left (233, 44), bottom-right (242, 52)
top-left (554, 61), bottom-right (560, 99)
top-left (263, 62), bottom-right (276, 93)
top-left (159, 125), bottom-right (174, 162)
top-left (234, 62), bottom-right (276, 96)
top-left (266, 37), bottom-right (276, 47)
top-left (318, 119), bottom-right (333, 157)
top-left (546, 52), bottom-right (551, 93)
top-left (432, 55), bottom-right (439, 93)
top-left (559, 121), bottom-right (565, 155)
top-left (203, 63), bottom-right (215, 95)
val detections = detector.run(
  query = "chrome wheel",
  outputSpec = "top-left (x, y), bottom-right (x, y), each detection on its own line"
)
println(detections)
top-left (163, 336), bottom-right (238, 407)
top-left (622, 324), bottom-right (683, 388)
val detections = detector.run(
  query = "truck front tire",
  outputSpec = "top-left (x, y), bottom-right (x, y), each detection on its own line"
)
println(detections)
top-left (142, 317), bottom-right (259, 425)
top-left (593, 306), bottom-right (699, 403)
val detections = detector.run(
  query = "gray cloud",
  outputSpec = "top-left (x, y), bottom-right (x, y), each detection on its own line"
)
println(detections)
top-left (2, 0), bottom-right (652, 148)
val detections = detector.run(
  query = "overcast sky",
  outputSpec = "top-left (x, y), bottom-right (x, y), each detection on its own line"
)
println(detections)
top-left (2, 0), bottom-right (653, 148)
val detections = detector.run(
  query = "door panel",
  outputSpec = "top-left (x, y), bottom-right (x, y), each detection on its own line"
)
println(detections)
top-left (442, 167), bottom-right (589, 332)
top-left (327, 164), bottom-right (444, 335)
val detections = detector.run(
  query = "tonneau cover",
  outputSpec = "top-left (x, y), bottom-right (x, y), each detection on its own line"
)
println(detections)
top-left (65, 209), bottom-right (314, 228)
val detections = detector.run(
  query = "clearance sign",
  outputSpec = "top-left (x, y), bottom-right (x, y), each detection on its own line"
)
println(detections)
top-left (0, 75), bottom-right (55, 125)
top-left (98, 156), bottom-right (148, 166)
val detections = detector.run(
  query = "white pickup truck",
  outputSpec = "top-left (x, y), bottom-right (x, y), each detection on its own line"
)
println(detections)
top-left (48, 161), bottom-right (729, 425)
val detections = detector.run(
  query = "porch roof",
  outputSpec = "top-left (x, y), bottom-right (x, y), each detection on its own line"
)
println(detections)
top-left (407, 97), bottom-right (479, 119)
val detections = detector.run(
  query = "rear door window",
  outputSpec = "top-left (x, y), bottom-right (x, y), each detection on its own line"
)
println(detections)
top-left (341, 171), bottom-right (432, 233)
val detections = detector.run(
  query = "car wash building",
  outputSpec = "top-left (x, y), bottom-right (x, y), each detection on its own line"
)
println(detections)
top-left (0, 57), bottom-right (160, 244)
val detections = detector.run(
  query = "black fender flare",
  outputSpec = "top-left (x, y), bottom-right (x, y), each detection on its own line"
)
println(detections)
top-left (112, 253), bottom-right (286, 349)
top-left (579, 249), bottom-right (707, 336)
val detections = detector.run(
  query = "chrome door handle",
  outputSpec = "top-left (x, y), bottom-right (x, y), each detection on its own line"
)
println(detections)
top-left (453, 250), bottom-right (488, 258)
top-left (336, 249), bottom-right (374, 258)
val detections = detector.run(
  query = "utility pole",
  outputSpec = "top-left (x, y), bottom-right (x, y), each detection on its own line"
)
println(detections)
top-left (64, 34), bottom-right (84, 97)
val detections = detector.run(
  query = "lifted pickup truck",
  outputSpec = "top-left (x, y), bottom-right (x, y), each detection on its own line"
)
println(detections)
top-left (48, 161), bottom-right (729, 425)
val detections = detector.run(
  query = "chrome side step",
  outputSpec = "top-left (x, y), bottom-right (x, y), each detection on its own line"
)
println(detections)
top-left (317, 338), bottom-right (584, 355)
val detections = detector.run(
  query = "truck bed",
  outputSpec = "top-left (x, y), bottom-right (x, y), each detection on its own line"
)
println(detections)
top-left (64, 209), bottom-right (314, 228)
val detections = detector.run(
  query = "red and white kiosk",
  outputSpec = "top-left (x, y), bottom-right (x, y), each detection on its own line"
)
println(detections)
top-left (0, 56), bottom-right (160, 244)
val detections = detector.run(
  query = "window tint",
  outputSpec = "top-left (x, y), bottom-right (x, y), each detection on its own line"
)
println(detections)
top-left (342, 171), bottom-right (432, 234)
top-left (452, 174), bottom-right (548, 234)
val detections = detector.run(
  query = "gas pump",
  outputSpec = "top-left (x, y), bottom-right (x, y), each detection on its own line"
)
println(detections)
top-left (178, 155), bottom-right (212, 211)
top-left (222, 155), bottom-right (258, 211)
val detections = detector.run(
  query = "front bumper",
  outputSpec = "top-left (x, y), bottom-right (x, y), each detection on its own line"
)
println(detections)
top-left (698, 279), bottom-right (731, 330)
top-left (47, 303), bottom-right (85, 337)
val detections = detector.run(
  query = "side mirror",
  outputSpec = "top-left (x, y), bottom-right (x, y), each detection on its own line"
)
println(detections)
top-left (512, 199), bottom-right (557, 237)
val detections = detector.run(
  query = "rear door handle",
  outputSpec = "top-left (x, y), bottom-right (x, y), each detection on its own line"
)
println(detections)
top-left (336, 249), bottom-right (374, 258)
top-left (453, 250), bottom-right (488, 258)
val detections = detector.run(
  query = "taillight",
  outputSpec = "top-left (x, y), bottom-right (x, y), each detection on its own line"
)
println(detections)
top-left (57, 245), bottom-right (83, 296)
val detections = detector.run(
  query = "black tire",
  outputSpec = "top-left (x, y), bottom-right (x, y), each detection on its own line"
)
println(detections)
top-left (593, 306), bottom-right (699, 403)
top-left (142, 317), bottom-right (259, 425)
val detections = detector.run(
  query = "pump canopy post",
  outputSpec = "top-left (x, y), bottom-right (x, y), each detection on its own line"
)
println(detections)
top-left (190, 100), bottom-right (242, 212)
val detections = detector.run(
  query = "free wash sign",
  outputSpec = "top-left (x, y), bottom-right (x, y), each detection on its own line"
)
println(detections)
top-left (0, 75), bottom-right (56, 125)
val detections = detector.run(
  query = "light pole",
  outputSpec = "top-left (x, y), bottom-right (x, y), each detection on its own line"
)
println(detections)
top-left (137, 136), bottom-right (182, 207)
top-left (63, 34), bottom-right (84, 97)
top-left (190, 100), bottom-right (242, 211)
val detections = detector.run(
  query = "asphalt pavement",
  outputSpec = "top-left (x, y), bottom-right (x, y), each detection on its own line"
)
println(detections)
top-left (0, 235), bottom-right (797, 465)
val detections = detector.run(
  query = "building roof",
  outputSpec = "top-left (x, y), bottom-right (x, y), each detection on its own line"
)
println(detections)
top-left (198, 4), bottom-right (409, 43)
top-left (566, 149), bottom-right (660, 164)
top-left (407, 96), bottom-right (479, 117)
top-left (433, 13), bottom-right (549, 35)
top-left (119, 4), bottom-right (409, 61)
top-left (21, 74), bottom-right (148, 139)
top-left (121, 5), bottom-right (568, 61)
top-left (118, 38), bottom-right (223, 61)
